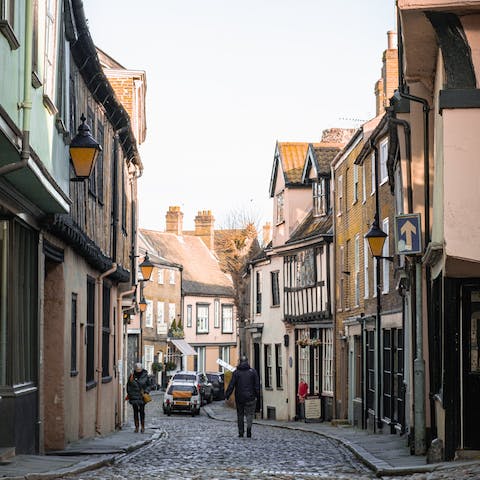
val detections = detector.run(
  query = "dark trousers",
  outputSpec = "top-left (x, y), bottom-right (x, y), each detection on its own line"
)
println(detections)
top-left (132, 403), bottom-right (145, 423)
top-left (236, 399), bottom-right (256, 434)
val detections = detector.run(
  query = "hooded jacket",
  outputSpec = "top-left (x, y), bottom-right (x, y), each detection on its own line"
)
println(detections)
top-left (225, 359), bottom-right (260, 404)
top-left (126, 368), bottom-right (151, 405)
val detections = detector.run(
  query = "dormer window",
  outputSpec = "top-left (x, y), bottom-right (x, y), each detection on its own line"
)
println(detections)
top-left (313, 178), bottom-right (327, 216)
top-left (276, 191), bottom-right (284, 224)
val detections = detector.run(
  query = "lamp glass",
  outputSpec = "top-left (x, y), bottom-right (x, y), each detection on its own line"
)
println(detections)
top-left (139, 253), bottom-right (154, 281)
top-left (70, 147), bottom-right (100, 178)
top-left (139, 298), bottom-right (147, 313)
top-left (365, 222), bottom-right (387, 258)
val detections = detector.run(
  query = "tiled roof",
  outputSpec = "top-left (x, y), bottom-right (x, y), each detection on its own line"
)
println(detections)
top-left (278, 143), bottom-right (310, 184)
top-left (286, 212), bottom-right (333, 244)
top-left (310, 144), bottom-right (343, 174)
top-left (140, 229), bottom-right (234, 297)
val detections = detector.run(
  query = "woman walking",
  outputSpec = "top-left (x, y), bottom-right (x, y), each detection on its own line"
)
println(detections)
top-left (126, 363), bottom-right (152, 433)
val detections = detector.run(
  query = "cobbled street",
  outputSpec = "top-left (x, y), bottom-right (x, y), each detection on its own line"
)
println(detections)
top-left (66, 409), bottom-right (374, 480)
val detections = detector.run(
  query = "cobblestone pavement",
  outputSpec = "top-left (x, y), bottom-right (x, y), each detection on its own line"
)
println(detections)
top-left (65, 409), bottom-right (375, 480)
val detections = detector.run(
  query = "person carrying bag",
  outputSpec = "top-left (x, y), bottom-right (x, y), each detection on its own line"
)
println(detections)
top-left (126, 362), bottom-right (152, 433)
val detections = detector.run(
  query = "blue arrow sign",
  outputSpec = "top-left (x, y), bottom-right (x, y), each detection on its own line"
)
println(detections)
top-left (395, 213), bottom-right (422, 255)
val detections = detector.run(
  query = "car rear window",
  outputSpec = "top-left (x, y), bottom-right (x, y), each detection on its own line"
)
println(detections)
top-left (168, 384), bottom-right (197, 394)
top-left (207, 374), bottom-right (219, 381)
top-left (173, 373), bottom-right (196, 381)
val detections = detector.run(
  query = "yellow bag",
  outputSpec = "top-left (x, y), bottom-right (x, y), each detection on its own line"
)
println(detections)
top-left (142, 392), bottom-right (152, 404)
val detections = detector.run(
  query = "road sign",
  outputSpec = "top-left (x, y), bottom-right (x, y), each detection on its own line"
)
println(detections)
top-left (216, 358), bottom-right (236, 372)
top-left (395, 213), bottom-right (422, 255)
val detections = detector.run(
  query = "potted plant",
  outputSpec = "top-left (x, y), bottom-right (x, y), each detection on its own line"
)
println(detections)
top-left (151, 362), bottom-right (163, 374)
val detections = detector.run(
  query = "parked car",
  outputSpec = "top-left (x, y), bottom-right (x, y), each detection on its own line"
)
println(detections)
top-left (206, 372), bottom-right (225, 400)
top-left (163, 381), bottom-right (201, 416)
top-left (169, 371), bottom-right (214, 405)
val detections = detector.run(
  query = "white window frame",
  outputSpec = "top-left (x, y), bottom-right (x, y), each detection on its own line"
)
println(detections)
top-left (380, 138), bottom-right (388, 185)
top-left (144, 345), bottom-right (154, 374)
top-left (157, 269), bottom-right (164, 284)
top-left (364, 238), bottom-right (370, 299)
top-left (276, 191), bottom-right (284, 224)
top-left (382, 217), bottom-right (390, 294)
top-left (214, 299), bottom-right (220, 328)
top-left (265, 344), bottom-right (273, 388)
top-left (169, 269), bottom-right (175, 284)
top-left (145, 300), bottom-right (153, 328)
top-left (322, 328), bottom-right (333, 395)
top-left (186, 304), bottom-right (192, 328)
top-left (220, 346), bottom-right (230, 372)
top-left (362, 164), bottom-right (366, 203)
top-left (353, 165), bottom-right (359, 204)
top-left (337, 175), bottom-right (343, 215)
top-left (157, 301), bottom-right (164, 324)
top-left (196, 346), bottom-right (206, 372)
top-left (222, 304), bottom-right (234, 333)
top-left (313, 178), bottom-right (326, 216)
top-left (371, 153), bottom-right (376, 195)
top-left (169, 303), bottom-right (176, 323)
top-left (197, 304), bottom-right (209, 333)
top-left (44, 0), bottom-right (57, 104)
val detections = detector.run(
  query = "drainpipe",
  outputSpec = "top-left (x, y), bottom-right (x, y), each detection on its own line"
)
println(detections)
top-left (95, 263), bottom-right (117, 435)
top-left (118, 286), bottom-right (136, 425)
top-left (0, 223), bottom-right (7, 386)
top-left (395, 92), bottom-right (429, 457)
top-left (330, 163), bottom-right (338, 421)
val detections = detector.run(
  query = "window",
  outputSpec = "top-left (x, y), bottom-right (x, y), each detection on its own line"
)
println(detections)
top-left (158, 269), bottom-right (164, 284)
top-left (169, 269), bottom-right (175, 284)
top-left (362, 164), bottom-right (366, 203)
top-left (382, 218), bottom-right (390, 293)
top-left (354, 234), bottom-right (360, 306)
top-left (144, 345), bottom-right (154, 374)
top-left (298, 329), bottom-right (310, 383)
top-left (186, 304), bottom-right (192, 328)
top-left (101, 284), bottom-right (111, 378)
top-left (222, 305), bottom-right (234, 333)
top-left (86, 277), bottom-right (95, 385)
top-left (219, 346), bottom-right (230, 372)
top-left (0, 0), bottom-right (19, 50)
top-left (276, 191), bottom-right (284, 224)
top-left (44, 0), bottom-right (57, 107)
top-left (353, 165), bottom-right (359, 203)
top-left (275, 344), bottom-right (283, 389)
top-left (145, 300), bottom-right (153, 328)
top-left (195, 346), bottom-right (206, 372)
top-left (313, 178), bottom-right (327, 216)
top-left (295, 249), bottom-right (315, 288)
top-left (339, 246), bottom-right (344, 310)
top-left (88, 108), bottom-right (96, 195)
top-left (156, 302), bottom-right (164, 335)
top-left (337, 175), bottom-right (343, 214)
top-left (71, 293), bottom-right (78, 374)
top-left (214, 299), bottom-right (220, 328)
top-left (271, 271), bottom-right (280, 306)
top-left (197, 304), bottom-right (209, 333)
top-left (354, 335), bottom-right (362, 398)
top-left (255, 271), bottom-right (262, 314)
top-left (264, 344), bottom-right (272, 388)
top-left (364, 238), bottom-right (370, 299)
top-left (380, 139), bottom-right (388, 184)
top-left (322, 328), bottom-right (333, 394)
top-left (345, 240), bottom-right (350, 309)
top-left (169, 303), bottom-right (176, 323)
top-left (371, 153), bottom-right (376, 194)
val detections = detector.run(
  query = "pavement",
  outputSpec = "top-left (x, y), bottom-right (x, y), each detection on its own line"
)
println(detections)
top-left (1, 391), bottom-right (480, 479)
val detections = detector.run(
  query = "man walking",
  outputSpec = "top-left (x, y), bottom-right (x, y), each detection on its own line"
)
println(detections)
top-left (225, 355), bottom-right (260, 438)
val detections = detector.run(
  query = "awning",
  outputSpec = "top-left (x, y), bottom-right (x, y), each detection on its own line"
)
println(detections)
top-left (170, 338), bottom-right (197, 356)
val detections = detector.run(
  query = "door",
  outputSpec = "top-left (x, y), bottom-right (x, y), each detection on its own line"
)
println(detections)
top-left (462, 286), bottom-right (480, 449)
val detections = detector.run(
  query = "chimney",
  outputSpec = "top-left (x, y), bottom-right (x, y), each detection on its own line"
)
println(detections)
top-left (262, 222), bottom-right (272, 246)
top-left (375, 30), bottom-right (398, 116)
top-left (194, 210), bottom-right (215, 250)
top-left (165, 206), bottom-right (183, 235)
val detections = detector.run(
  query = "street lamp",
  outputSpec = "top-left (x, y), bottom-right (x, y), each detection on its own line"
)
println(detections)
top-left (139, 296), bottom-right (148, 313)
top-left (69, 114), bottom-right (102, 179)
top-left (365, 214), bottom-right (388, 258)
top-left (139, 252), bottom-right (154, 282)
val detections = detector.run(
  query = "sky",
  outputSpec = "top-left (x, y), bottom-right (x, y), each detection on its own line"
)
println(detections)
top-left (83, 0), bottom-right (396, 231)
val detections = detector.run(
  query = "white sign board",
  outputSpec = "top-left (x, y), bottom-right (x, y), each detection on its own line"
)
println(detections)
top-left (216, 358), bottom-right (236, 372)
top-left (304, 395), bottom-right (322, 422)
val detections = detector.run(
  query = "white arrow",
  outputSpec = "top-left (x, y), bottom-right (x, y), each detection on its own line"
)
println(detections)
top-left (400, 220), bottom-right (416, 250)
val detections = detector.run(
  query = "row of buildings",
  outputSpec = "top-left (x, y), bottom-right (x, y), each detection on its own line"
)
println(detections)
top-left (244, 0), bottom-right (480, 462)
top-left (0, 0), bottom-right (148, 456)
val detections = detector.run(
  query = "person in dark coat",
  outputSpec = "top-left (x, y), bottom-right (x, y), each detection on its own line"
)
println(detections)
top-left (225, 355), bottom-right (260, 438)
top-left (126, 362), bottom-right (152, 433)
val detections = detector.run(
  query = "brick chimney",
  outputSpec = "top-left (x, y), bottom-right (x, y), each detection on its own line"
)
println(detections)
top-left (376, 30), bottom-right (398, 116)
top-left (194, 210), bottom-right (215, 250)
top-left (262, 222), bottom-right (272, 246)
top-left (165, 206), bottom-right (183, 235)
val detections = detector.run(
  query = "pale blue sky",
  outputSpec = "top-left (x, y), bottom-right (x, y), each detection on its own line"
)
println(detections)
top-left (83, 0), bottom-right (396, 231)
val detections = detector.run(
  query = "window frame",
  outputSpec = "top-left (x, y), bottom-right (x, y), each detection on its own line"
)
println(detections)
top-left (337, 174), bottom-right (343, 215)
top-left (214, 298), bottom-right (220, 328)
top-left (313, 178), bottom-right (327, 216)
top-left (145, 299), bottom-right (153, 328)
top-left (271, 270), bottom-right (280, 307)
top-left (379, 138), bottom-right (389, 185)
top-left (186, 304), bottom-right (192, 328)
top-left (0, 0), bottom-right (19, 50)
top-left (276, 191), bottom-right (284, 224)
top-left (275, 343), bottom-right (283, 389)
top-left (196, 303), bottom-right (209, 334)
top-left (264, 344), bottom-right (272, 389)
top-left (382, 217), bottom-right (390, 294)
top-left (221, 304), bottom-right (234, 334)
top-left (322, 328), bottom-right (334, 395)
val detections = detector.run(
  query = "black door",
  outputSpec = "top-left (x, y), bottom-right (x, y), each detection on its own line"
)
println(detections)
top-left (462, 286), bottom-right (480, 449)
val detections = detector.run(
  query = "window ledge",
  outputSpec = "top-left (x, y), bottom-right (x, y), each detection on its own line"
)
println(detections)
top-left (0, 20), bottom-right (19, 50)
top-left (86, 380), bottom-right (97, 391)
top-left (70, 370), bottom-right (79, 377)
top-left (102, 375), bottom-right (113, 384)
top-left (32, 71), bottom-right (42, 89)
top-left (43, 94), bottom-right (58, 115)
